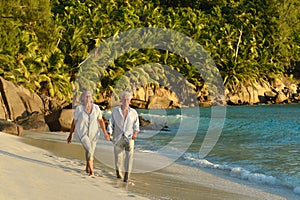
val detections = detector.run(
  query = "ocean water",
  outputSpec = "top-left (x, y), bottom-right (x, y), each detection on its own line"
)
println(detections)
top-left (128, 104), bottom-right (300, 195)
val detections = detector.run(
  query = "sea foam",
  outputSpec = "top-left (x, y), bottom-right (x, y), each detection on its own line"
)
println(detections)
top-left (182, 153), bottom-right (278, 186)
top-left (230, 167), bottom-right (277, 185)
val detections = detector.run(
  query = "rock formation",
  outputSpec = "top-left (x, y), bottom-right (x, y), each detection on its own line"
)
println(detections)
top-left (226, 78), bottom-right (300, 105)
top-left (0, 77), bottom-right (49, 135)
top-left (0, 76), bottom-right (299, 135)
top-left (0, 77), bottom-right (44, 121)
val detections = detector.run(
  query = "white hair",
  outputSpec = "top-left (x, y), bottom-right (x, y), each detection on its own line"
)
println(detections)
top-left (120, 91), bottom-right (132, 100)
top-left (80, 90), bottom-right (93, 104)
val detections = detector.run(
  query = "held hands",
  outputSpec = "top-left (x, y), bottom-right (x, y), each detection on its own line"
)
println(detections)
top-left (104, 132), bottom-right (111, 141)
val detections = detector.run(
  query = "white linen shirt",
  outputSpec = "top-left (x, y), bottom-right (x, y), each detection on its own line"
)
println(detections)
top-left (107, 106), bottom-right (140, 144)
top-left (74, 104), bottom-right (102, 142)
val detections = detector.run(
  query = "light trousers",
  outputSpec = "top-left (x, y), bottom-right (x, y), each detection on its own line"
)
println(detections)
top-left (114, 136), bottom-right (134, 177)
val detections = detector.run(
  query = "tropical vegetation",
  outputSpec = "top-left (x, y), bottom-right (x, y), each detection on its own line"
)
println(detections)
top-left (0, 0), bottom-right (299, 105)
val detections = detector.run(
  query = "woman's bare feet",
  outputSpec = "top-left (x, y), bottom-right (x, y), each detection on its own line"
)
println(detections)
top-left (89, 170), bottom-right (94, 176)
top-left (87, 160), bottom-right (94, 176)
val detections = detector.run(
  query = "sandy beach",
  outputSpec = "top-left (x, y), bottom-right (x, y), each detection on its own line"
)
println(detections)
top-left (1, 131), bottom-right (298, 200)
top-left (0, 132), bottom-right (148, 200)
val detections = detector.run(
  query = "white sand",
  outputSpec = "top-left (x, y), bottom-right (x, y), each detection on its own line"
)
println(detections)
top-left (0, 133), bottom-right (148, 200)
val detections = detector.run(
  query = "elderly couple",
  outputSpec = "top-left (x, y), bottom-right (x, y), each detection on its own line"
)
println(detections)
top-left (67, 90), bottom-right (139, 183)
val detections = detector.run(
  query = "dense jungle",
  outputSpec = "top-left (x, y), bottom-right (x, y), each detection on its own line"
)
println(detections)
top-left (0, 0), bottom-right (299, 106)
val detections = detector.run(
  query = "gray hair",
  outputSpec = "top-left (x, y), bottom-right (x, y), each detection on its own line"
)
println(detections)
top-left (80, 90), bottom-right (93, 104)
top-left (120, 91), bottom-right (132, 100)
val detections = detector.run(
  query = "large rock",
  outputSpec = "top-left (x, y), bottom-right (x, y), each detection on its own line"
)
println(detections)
top-left (264, 90), bottom-right (277, 103)
top-left (45, 110), bottom-right (63, 131)
top-left (0, 77), bottom-right (44, 121)
top-left (275, 93), bottom-right (289, 103)
top-left (133, 85), bottom-right (181, 109)
top-left (147, 95), bottom-right (175, 109)
top-left (0, 119), bottom-right (23, 136)
top-left (226, 80), bottom-right (277, 105)
top-left (0, 92), bottom-right (7, 119)
top-left (273, 78), bottom-right (286, 92)
top-left (16, 111), bottom-right (49, 131)
top-left (58, 109), bottom-right (74, 131)
top-left (45, 109), bottom-right (74, 131)
top-left (225, 77), bottom-right (300, 105)
top-left (130, 99), bottom-right (147, 109)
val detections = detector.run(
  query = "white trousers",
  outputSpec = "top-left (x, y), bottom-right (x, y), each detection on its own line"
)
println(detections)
top-left (114, 136), bottom-right (134, 177)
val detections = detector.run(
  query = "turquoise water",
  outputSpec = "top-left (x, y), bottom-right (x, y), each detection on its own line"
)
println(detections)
top-left (135, 104), bottom-right (300, 195)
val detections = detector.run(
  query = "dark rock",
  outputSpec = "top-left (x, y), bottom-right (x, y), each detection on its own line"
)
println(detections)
top-left (138, 116), bottom-right (169, 131)
top-left (139, 116), bottom-right (151, 127)
top-left (15, 111), bottom-right (49, 131)
top-left (0, 119), bottom-right (23, 136)
top-left (45, 110), bottom-right (62, 131)
top-left (264, 91), bottom-right (277, 103)
top-left (45, 109), bottom-right (74, 132)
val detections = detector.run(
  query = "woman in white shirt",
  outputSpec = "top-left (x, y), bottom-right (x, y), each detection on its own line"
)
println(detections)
top-left (67, 90), bottom-right (110, 176)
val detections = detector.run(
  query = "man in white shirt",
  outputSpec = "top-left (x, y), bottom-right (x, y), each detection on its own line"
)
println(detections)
top-left (107, 91), bottom-right (140, 182)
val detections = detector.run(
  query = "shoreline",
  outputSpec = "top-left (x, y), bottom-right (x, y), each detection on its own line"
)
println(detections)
top-left (21, 133), bottom-right (239, 200)
top-left (7, 131), bottom-right (297, 200)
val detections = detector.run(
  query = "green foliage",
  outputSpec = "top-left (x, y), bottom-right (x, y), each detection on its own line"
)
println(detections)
top-left (0, 0), bottom-right (299, 104)
top-left (0, 0), bottom-right (72, 100)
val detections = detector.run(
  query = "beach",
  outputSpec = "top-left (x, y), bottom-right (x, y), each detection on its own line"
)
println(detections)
top-left (0, 132), bottom-right (149, 200)
top-left (0, 131), bottom-right (298, 200)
